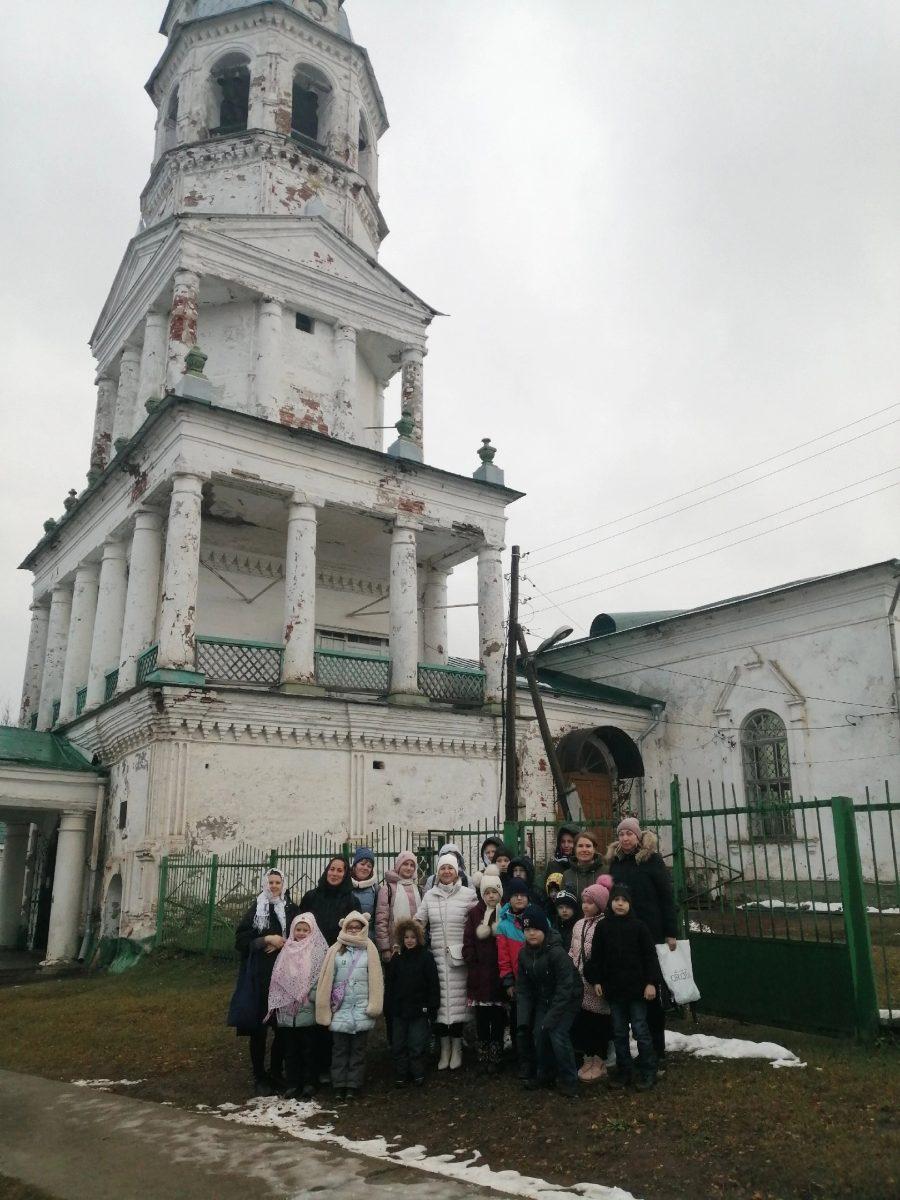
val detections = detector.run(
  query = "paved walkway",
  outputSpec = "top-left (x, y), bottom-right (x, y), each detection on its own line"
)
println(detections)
top-left (0, 1069), bottom-right (502, 1199)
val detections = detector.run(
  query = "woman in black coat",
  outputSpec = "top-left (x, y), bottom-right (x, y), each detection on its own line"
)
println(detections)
top-left (604, 817), bottom-right (677, 1066)
top-left (297, 856), bottom-right (361, 1082)
top-left (230, 868), bottom-right (298, 1095)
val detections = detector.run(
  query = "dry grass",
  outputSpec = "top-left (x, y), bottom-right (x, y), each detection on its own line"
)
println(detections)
top-left (0, 954), bottom-right (898, 1200)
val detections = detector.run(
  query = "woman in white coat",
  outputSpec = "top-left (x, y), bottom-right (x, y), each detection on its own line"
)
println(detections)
top-left (414, 852), bottom-right (477, 1070)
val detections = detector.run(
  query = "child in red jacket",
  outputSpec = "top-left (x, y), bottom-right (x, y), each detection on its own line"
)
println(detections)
top-left (496, 879), bottom-right (531, 1078)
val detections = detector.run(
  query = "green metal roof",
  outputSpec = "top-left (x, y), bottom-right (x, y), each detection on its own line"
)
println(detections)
top-left (0, 727), bottom-right (103, 774)
top-left (529, 667), bottom-right (664, 712)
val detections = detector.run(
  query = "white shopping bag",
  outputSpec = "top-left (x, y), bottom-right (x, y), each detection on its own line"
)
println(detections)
top-left (655, 939), bottom-right (701, 1005)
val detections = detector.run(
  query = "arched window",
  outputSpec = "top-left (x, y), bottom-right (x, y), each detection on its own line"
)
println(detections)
top-left (740, 710), bottom-right (796, 839)
top-left (161, 87), bottom-right (179, 153)
top-left (292, 65), bottom-right (332, 146)
top-left (210, 54), bottom-right (250, 136)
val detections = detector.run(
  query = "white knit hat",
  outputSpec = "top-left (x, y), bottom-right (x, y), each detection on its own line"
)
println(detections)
top-left (480, 865), bottom-right (503, 900)
top-left (437, 853), bottom-right (460, 876)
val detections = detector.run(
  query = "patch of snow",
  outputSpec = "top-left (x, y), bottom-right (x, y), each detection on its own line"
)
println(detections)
top-left (665, 1030), bottom-right (805, 1069)
top-left (221, 1097), bottom-right (640, 1200)
top-left (216, 1101), bottom-right (241, 1111)
top-left (737, 899), bottom-right (899, 915)
top-left (71, 1078), bottom-right (144, 1090)
top-left (879, 1008), bottom-right (900, 1022)
top-left (689, 920), bottom-right (712, 933)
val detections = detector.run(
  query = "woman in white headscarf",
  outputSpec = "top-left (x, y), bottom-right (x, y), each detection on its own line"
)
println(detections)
top-left (230, 869), bottom-right (298, 1095)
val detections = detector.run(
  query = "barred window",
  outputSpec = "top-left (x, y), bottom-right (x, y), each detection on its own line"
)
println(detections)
top-left (740, 709), bottom-right (796, 839)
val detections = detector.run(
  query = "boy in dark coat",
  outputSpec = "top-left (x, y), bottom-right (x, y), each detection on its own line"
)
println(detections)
top-left (551, 888), bottom-right (581, 952)
top-left (387, 918), bottom-right (440, 1085)
top-left (547, 823), bottom-right (580, 874)
top-left (585, 883), bottom-right (659, 1090)
top-left (516, 905), bottom-right (582, 1097)
top-left (505, 855), bottom-right (547, 910)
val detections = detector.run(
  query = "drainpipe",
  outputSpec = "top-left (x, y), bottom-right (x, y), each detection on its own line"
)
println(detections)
top-left (636, 703), bottom-right (665, 821)
top-left (78, 776), bottom-right (109, 961)
top-left (888, 575), bottom-right (900, 746)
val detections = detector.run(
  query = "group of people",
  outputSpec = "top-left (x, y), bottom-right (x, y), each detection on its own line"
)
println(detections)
top-left (226, 818), bottom-right (678, 1101)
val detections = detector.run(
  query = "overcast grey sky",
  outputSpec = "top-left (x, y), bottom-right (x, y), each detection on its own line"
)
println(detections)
top-left (0, 0), bottom-right (897, 713)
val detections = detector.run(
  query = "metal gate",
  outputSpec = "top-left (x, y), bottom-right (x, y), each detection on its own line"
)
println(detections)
top-left (673, 778), bottom-right (897, 1040)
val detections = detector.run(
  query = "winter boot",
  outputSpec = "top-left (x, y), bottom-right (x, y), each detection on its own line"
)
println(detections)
top-left (437, 1036), bottom-right (452, 1070)
top-left (577, 1056), bottom-right (595, 1083)
top-left (635, 1072), bottom-right (657, 1092)
top-left (486, 1041), bottom-right (503, 1075)
top-left (476, 1043), bottom-right (488, 1073)
top-left (449, 1037), bottom-right (464, 1070)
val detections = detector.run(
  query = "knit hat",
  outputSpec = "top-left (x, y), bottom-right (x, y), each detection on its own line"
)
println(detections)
top-left (337, 911), bottom-right (371, 946)
top-left (609, 882), bottom-right (633, 906)
top-left (480, 866), bottom-right (503, 900)
top-left (521, 905), bottom-right (550, 934)
top-left (616, 817), bottom-right (642, 838)
top-left (553, 888), bottom-right (579, 912)
top-left (436, 853), bottom-right (460, 876)
top-left (506, 878), bottom-right (530, 897)
top-left (544, 872), bottom-right (564, 895)
top-left (581, 881), bottom-right (610, 913)
top-left (393, 850), bottom-right (417, 873)
top-left (352, 846), bottom-right (375, 866)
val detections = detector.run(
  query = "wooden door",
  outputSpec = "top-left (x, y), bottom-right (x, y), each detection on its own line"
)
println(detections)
top-left (562, 772), bottom-right (614, 825)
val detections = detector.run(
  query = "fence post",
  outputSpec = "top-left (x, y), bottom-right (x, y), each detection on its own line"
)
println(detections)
top-left (155, 855), bottom-right (169, 946)
top-left (831, 797), bottom-right (880, 1042)
top-left (669, 776), bottom-right (687, 937)
top-left (268, 849), bottom-right (278, 869)
top-left (503, 820), bottom-right (522, 858)
top-left (341, 841), bottom-right (352, 863)
top-left (205, 854), bottom-right (219, 955)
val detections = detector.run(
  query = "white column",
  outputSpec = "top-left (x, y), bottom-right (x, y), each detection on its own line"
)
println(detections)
top-left (85, 541), bottom-right (128, 709)
top-left (37, 585), bottom-right (72, 730)
top-left (19, 601), bottom-right (49, 727)
top-left (400, 346), bottom-right (425, 451)
top-left (281, 498), bottom-right (323, 692)
top-left (478, 544), bottom-right (506, 707)
top-left (423, 566), bottom-right (450, 665)
top-left (89, 375), bottom-right (116, 474)
top-left (58, 563), bottom-right (100, 724)
top-left (157, 474), bottom-right (204, 675)
top-left (118, 510), bottom-right (164, 691)
top-left (389, 519), bottom-right (426, 703)
top-left (335, 323), bottom-right (357, 409)
top-left (0, 822), bottom-right (30, 948)
top-left (166, 269), bottom-right (200, 391)
top-left (112, 345), bottom-right (141, 449)
top-left (254, 297), bottom-right (284, 418)
top-left (44, 813), bottom-right (91, 964)
top-left (136, 312), bottom-right (169, 425)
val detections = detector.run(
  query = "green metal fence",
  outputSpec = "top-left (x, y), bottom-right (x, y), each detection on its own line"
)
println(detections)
top-left (674, 777), bottom-right (897, 1040)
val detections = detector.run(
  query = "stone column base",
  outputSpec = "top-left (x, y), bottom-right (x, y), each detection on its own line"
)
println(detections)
top-left (387, 692), bottom-right (430, 708)
top-left (481, 700), bottom-right (503, 716)
top-left (280, 682), bottom-right (327, 697)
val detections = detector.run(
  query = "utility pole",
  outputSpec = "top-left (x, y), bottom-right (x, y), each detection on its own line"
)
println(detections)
top-left (504, 545), bottom-right (520, 831)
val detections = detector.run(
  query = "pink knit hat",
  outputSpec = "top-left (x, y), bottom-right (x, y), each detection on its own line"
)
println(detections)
top-left (582, 873), bottom-right (613, 913)
top-left (616, 816), bottom-right (642, 838)
top-left (394, 850), bottom-right (418, 872)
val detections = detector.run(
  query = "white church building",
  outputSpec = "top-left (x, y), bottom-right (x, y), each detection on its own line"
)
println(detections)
top-left (1, 0), bottom-right (660, 960)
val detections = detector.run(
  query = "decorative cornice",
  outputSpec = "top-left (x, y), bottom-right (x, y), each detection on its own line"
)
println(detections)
top-left (200, 544), bottom-right (387, 596)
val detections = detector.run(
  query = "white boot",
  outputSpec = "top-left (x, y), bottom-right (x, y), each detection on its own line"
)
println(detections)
top-left (437, 1036), bottom-right (452, 1070)
top-left (449, 1037), bottom-right (464, 1070)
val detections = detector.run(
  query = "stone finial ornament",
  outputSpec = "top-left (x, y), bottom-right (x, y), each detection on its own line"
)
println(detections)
top-left (185, 345), bottom-right (208, 376)
top-left (386, 409), bottom-right (423, 463)
top-left (114, 437), bottom-right (129, 456)
top-left (43, 518), bottom-right (58, 534)
top-left (473, 437), bottom-right (504, 485)
top-left (63, 489), bottom-right (78, 512)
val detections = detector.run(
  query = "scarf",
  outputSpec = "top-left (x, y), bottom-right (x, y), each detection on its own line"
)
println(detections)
top-left (314, 914), bottom-right (385, 1028)
top-left (267, 912), bottom-right (328, 1017)
top-left (252, 869), bottom-right (288, 933)
top-left (392, 877), bottom-right (416, 925)
top-left (476, 899), bottom-right (500, 940)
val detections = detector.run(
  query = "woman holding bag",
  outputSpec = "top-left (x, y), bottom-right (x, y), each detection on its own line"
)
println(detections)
top-left (605, 817), bottom-right (678, 1068)
top-left (414, 852), bottom-right (476, 1070)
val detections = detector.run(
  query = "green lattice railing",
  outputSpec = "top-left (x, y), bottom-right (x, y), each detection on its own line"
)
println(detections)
top-left (196, 636), bottom-right (283, 686)
top-left (418, 662), bottom-right (485, 704)
top-left (137, 645), bottom-right (158, 684)
top-left (104, 668), bottom-right (119, 701)
top-left (75, 687), bottom-right (87, 717)
top-left (315, 648), bottom-right (391, 693)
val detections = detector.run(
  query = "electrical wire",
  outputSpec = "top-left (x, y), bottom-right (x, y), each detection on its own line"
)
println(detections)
top-left (524, 400), bottom-right (900, 560)
top-left (529, 467), bottom-right (900, 600)
top-left (526, 416), bottom-right (899, 569)
top-left (522, 478), bottom-right (900, 620)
